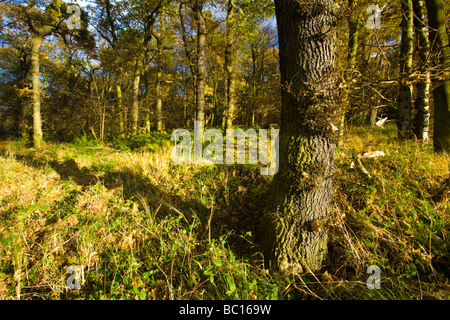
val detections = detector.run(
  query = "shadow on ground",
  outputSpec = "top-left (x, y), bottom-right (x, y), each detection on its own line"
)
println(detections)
top-left (0, 149), bottom-right (270, 263)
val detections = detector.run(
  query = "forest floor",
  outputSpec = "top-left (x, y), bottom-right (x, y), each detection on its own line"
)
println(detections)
top-left (0, 124), bottom-right (449, 300)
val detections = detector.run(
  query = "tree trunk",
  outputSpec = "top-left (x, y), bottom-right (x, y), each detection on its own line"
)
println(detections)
top-left (131, 58), bottom-right (143, 137)
top-left (17, 47), bottom-right (30, 140)
top-left (194, 0), bottom-right (206, 125)
top-left (370, 103), bottom-right (378, 126)
top-left (225, 0), bottom-right (236, 129)
top-left (340, 0), bottom-right (359, 138)
top-left (251, 46), bottom-right (257, 127)
top-left (258, 0), bottom-right (337, 275)
top-left (31, 35), bottom-right (44, 149)
top-left (425, 0), bottom-right (450, 151)
top-left (412, 0), bottom-right (431, 141)
top-left (179, 3), bottom-right (197, 127)
top-left (143, 63), bottom-right (151, 135)
top-left (156, 63), bottom-right (163, 132)
top-left (20, 101), bottom-right (28, 140)
top-left (115, 68), bottom-right (125, 138)
top-left (398, 0), bottom-right (414, 140)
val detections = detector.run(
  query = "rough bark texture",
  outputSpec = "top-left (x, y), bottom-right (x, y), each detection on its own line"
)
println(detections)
top-left (258, 0), bottom-right (338, 275)
top-left (426, 0), bottom-right (450, 152)
top-left (412, 0), bottom-right (431, 141)
top-left (398, 0), bottom-right (414, 140)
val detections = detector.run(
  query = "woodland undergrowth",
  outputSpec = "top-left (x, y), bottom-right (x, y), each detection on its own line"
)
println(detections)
top-left (0, 124), bottom-right (448, 300)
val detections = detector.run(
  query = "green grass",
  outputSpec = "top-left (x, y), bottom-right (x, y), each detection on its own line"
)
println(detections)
top-left (0, 124), bottom-right (449, 300)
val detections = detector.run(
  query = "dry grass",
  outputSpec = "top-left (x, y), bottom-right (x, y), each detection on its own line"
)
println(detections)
top-left (0, 124), bottom-right (449, 300)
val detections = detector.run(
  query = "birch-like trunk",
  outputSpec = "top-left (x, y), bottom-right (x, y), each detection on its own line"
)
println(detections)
top-left (412, 0), bottom-right (431, 141)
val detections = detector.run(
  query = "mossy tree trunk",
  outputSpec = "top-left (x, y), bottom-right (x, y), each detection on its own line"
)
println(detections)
top-left (425, 0), bottom-right (450, 152)
top-left (398, 0), bottom-right (414, 140)
top-left (258, 0), bottom-right (338, 275)
top-left (340, 0), bottom-right (359, 138)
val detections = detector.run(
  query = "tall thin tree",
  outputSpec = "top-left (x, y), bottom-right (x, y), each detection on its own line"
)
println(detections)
top-left (412, 0), bottom-right (431, 141)
top-left (398, 0), bottom-right (414, 140)
top-left (193, 0), bottom-right (206, 125)
top-left (425, 0), bottom-right (450, 151)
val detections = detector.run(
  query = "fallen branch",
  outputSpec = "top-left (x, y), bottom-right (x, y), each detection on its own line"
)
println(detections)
top-left (351, 151), bottom-right (386, 181)
top-left (352, 154), bottom-right (373, 180)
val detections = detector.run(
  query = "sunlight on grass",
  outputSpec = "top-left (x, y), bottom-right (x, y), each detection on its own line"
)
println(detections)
top-left (0, 125), bottom-right (449, 300)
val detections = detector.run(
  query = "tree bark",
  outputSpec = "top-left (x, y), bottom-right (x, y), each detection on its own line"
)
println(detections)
top-left (251, 45), bottom-right (257, 127)
top-left (258, 0), bottom-right (338, 275)
top-left (425, 0), bottom-right (450, 151)
top-left (17, 47), bottom-right (30, 140)
top-left (156, 62), bottom-right (163, 132)
top-left (179, 3), bottom-right (197, 127)
top-left (340, 0), bottom-right (360, 138)
top-left (225, 0), bottom-right (236, 129)
top-left (412, 0), bottom-right (431, 141)
top-left (398, 0), bottom-right (414, 140)
top-left (31, 35), bottom-right (44, 149)
top-left (131, 58), bottom-right (143, 137)
top-left (194, 0), bottom-right (206, 125)
top-left (115, 68), bottom-right (125, 138)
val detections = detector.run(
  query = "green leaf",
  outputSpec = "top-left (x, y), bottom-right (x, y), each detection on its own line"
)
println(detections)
top-left (212, 259), bottom-right (222, 267)
top-left (138, 291), bottom-right (147, 300)
top-left (226, 274), bottom-right (236, 293)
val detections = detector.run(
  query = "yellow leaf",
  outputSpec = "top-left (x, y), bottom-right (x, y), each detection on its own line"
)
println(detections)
top-left (321, 271), bottom-right (333, 283)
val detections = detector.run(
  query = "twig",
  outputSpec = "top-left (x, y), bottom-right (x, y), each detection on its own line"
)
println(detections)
top-left (84, 146), bottom-right (118, 151)
top-left (158, 198), bottom-right (189, 224)
top-left (352, 154), bottom-right (373, 180)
